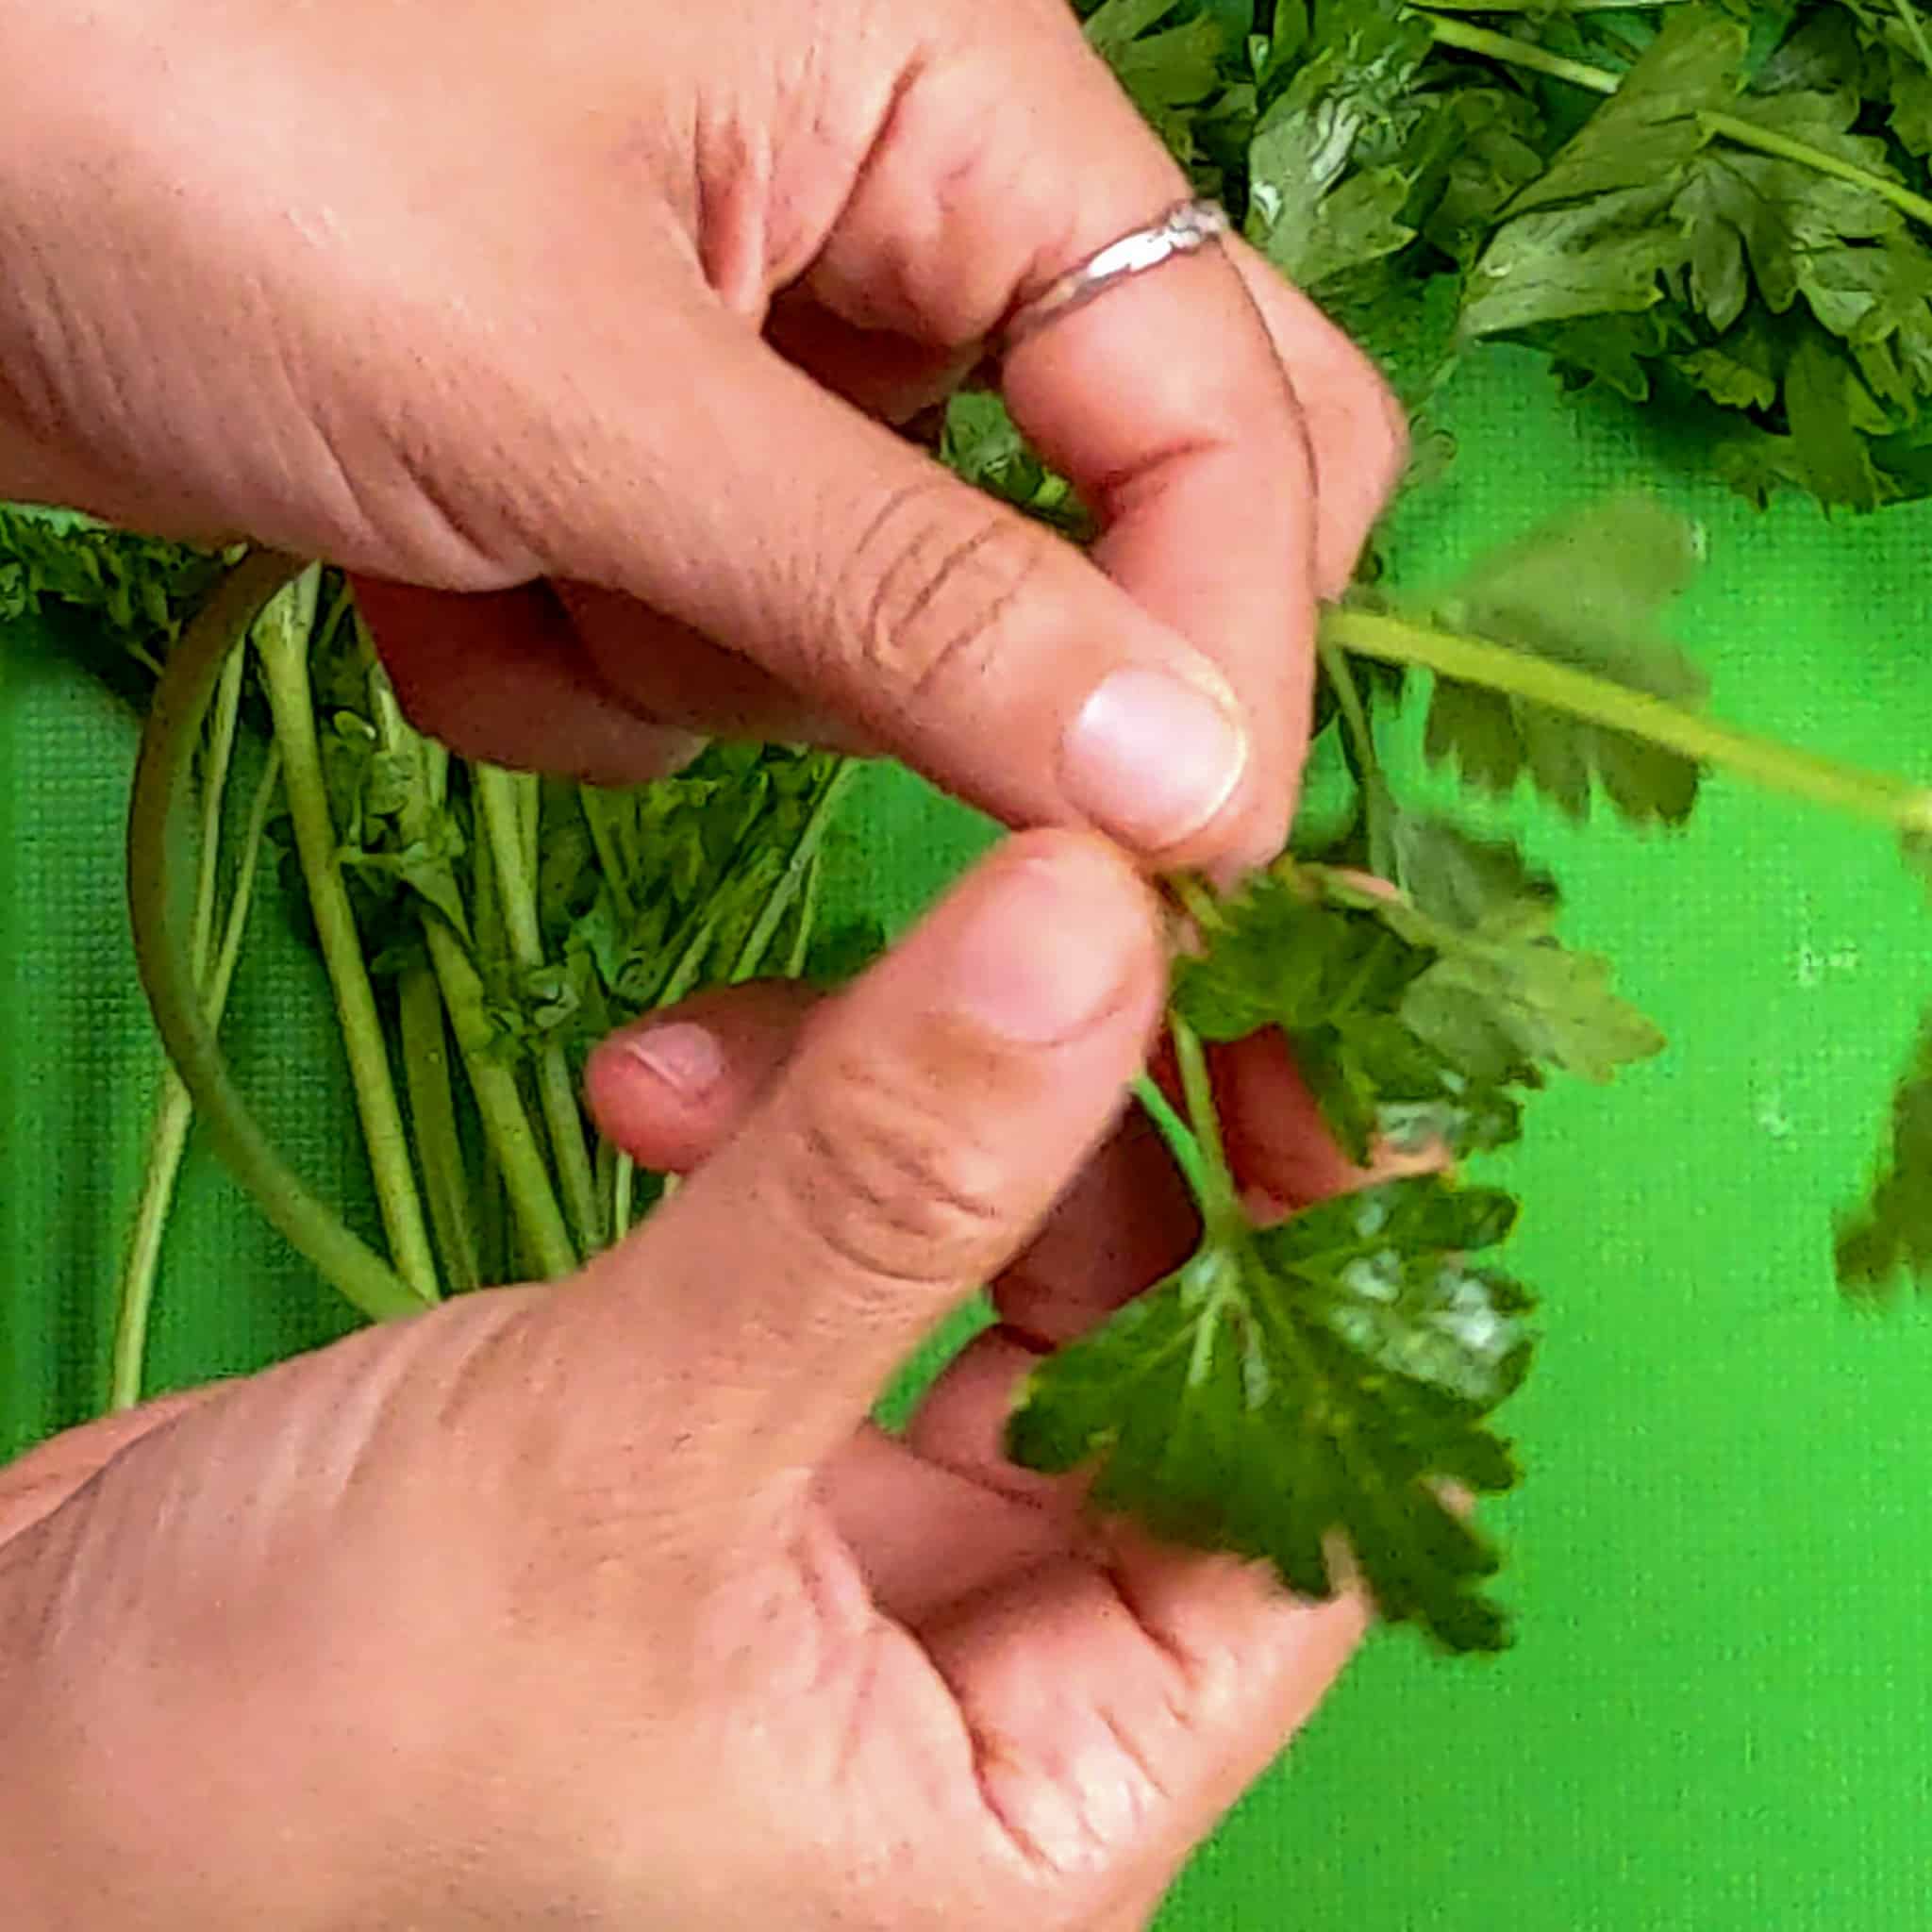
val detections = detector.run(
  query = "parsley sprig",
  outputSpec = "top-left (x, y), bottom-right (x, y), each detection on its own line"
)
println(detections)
top-left (1087, 0), bottom-right (1932, 511)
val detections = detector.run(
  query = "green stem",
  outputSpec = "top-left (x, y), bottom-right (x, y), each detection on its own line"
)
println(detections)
top-left (128, 553), bottom-right (428, 1323)
top-left (478, 1148), bottom-right (509, 1286)
top-left (111, 746), bottom-right (283, 1409)
top-left (1320, 642), bottom-right (1397, 881)
top-left (1170, 1015), bottom-right (1241, 1232)
top-left (364, 662), bottom-right (572, 1283)
top-left (535, 1052), bottom-right (595, 1254)
top-left (1895, 0), bottom-right (1932, 78)
top-left (1422, 14), bottom-right (1618, 92)
top-left (729, 760), bottom-right (854, 982)
top-left (421, 919), bottom-right (579, 1280)
top-left (255, 567), bottom-right (440, 1302)
top-left (613, 1155), bottom-right (637, 1242)
top-left (594, 1132), bottom-right (618, 1243)
top-left (1324, 608), bottom-right (1932, 836)
top-left (475, 766), bottom-right (600, 1260)
top-left (1132, 1072), bottom-right (1211, 1211)
top-left (1700, 110), bottom-right (1932, 231)
top-left (578, 787), bottom-right (636, 928)
top-left (312, 575), bottom-right (357, 670)
top-left (607, 761), bottom-right (854, 1248)
top-left (189, 649), bottom-right (247, 978)
top-left (651, 905), bottom-right (724, 1008)
top-left (1171, 873), bottom-right (1226, 934)
top-left (398, 958), bottom-right (482, 1295)
top-left (787, 847), bottom-right (825, 979)
top-left (520, 774), bottom-right (541, 884)
top-left (109, 642), bottom-right (250, 1411)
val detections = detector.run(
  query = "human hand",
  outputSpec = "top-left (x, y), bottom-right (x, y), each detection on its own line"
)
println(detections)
top-left (4, 0), bottom-right (1402, 871)
top-left (0, 834), bottom-right (1397, 1929)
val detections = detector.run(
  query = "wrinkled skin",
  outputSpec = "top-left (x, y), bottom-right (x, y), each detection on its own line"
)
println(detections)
top-left (0, 837), bottom-right (1409, 1930)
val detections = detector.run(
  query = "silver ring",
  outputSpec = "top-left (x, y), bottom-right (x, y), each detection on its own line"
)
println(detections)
top-left (996, 198), bottom-right (1231, 358)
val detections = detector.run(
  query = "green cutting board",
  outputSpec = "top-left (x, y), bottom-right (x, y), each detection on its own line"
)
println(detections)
top-left (5, 345), bottom-right (1931, 1929)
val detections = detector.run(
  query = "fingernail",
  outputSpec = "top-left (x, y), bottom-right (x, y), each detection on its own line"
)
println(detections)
top-left (1061, 665), bottom-right (1248, 852)
top-left (946, 847), bottom-right (1150, 1045)
top-left (623, 1021), bottom-right (724, 1099)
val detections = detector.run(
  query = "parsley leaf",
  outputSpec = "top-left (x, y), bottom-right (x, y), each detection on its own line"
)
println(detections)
top-left (1835, 1012), bottom-right (1932, 1296)
top-left (1173, 865), bottom-right (1488, 1162)
top-left (1461, 12), bottom-right (1747, 340)
top-left (0, 503), bottom-right (236, 675)
top-left (1403, 497), bottom-right (1711, 825)
top-left (1173, 832), bottom-right (1662, 1165)
top-left (1374, 819), bottom-right (1667, 1086)
top-left (1008, 1174), bottom-right (1533, 1653)
top-left (1242, 0), bottom-right (1435, 289)
top-left (1448, 4), bottom-right (1932, 509)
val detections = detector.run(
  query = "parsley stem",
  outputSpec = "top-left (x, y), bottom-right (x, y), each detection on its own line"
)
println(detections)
top-left (128, 553), bottom-right (432, 1323)
top-left (1420, 15), bottom-right (1618, 93)
top-left (612, 1152), bottom-right (637, 1243)
top-left (727, 758), bottom-right (855, 982)
top-left (1698, 111), bottom-right (1932, 231)
top-left (1132, 1073), bottom-right (1210, 1209)
top-left (1325, 608), bottom-right (1932, 835)
top-left (1896, 0), bottom-right (1932, 77)
top-left (111, 744), bottom-right (281, 1410)
top-left (475, 765), bottom-right (601, 1262)
top-left (788, 847), bottom-right (826, 979)
top-left (1321, 642), bottom-right (1399, 881)
top-left (110, 642), bottom-right (250, 1407)
top-left (1171, 873), bottom-right (1226, 935)
top-left (594, 1133), bottom-right (618, 1241)
top-left (597, 763), bottom-right (852, 1253)
top-left (398, 958), bottom-right (482, 1295)
top-left (189, 648), bottom-right (247, 979)
top-left (654, 905), bottom-right (724, 1009)
top-left (578, 786), bottom-right (636, 928)
top-left (254, 567), bottom-right (441, 1302)
top-left (1171, 1015), bottom-right (1241, 1231)
top-left (365, 665), bottom-right (574, 1284)
top-left (420, 917), bottom-right (579, 1281)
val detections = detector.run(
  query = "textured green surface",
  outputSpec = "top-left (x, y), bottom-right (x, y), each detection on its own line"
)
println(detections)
top-left (5, 345), bottom-right (1932, 1924)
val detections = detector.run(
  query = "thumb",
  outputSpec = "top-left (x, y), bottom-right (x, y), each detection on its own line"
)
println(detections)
top-left (542, 323), bottom-right (1269, 870)
top-left (570, 830), bottom-right (1163, 1501)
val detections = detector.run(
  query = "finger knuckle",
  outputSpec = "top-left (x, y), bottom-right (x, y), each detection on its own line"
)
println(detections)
top-left (828, 479), bottom-right (1047, 708)
top-left (782, 1044), bottom-right (1009, 1286)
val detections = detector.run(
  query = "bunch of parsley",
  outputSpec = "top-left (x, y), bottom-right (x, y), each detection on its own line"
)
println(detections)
top-left (1088, 0), bottom-right (1932, 509)
top-left (3, 506), bottom-right (866, 1382)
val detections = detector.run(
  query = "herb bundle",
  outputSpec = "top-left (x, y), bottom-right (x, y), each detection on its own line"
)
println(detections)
top-left (1088, 0), bottom-right (1932, 510)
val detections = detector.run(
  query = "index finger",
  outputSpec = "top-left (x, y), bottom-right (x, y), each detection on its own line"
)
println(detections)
top-left (806, 4), bottom-right (1324, 870)
top-left (999, 221), bottom-right (1318, 874)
